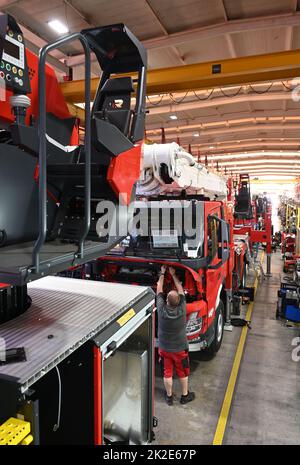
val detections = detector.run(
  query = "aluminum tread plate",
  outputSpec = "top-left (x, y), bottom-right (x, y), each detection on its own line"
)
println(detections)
top-left (0, 277), bottom-right (152, 390)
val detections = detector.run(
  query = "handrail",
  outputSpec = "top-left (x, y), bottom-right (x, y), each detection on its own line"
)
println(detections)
top-left (33, 32), bottom-right (91, 272)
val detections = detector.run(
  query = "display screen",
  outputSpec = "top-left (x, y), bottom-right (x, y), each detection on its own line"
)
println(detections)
top-left (152, 230), bottom-right (179, 248)
top-left (4, 39), bottom-right (20, 59)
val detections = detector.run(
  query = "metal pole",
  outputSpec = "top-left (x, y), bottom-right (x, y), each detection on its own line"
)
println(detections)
top-left (224, 289), bottom-right (233, 331)
top-left (33, 32), bottom-right (91, 272)
top-left (266, 253), bottom-right (272, 276)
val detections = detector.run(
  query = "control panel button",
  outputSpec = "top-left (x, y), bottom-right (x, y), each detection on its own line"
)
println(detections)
top-left (17, 34), bottom-right (23, 42)
top-left (18, 69), bottom-right (23, 77)
top-left (12, 66), bottom-right (17, 74)
top-left (6, 63), bottom-right (11, 71)
top-left (6, 74), bottom-right (11, 81)
top-left (19, 79), bottom-right (23, 86)
top-left (0, 71), bottom-right (4, 79)
top-left (8, 30), bottom-right (13, 37)
top-left (0, 61), bottom-right (4, 69)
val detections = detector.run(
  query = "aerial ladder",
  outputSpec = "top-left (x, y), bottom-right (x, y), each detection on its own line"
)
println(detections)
top-left (138, 142), bottom-right (228, 199)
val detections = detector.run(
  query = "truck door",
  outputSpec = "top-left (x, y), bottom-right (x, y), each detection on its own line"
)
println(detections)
top-left (205, 206), bottom-right (229, 329)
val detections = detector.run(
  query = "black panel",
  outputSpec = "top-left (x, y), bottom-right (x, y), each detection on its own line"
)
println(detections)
top-left (81, 23), bottom-right (147, 73)
top-left (0, 284), bottom-right (31, 324)
top-left (0, 14), bottom-right (30, 94)
top-left (11, 112), bottom-right (78, 164)
top-left (92, 117), bottom-right (133, 157)
top-left (31, 341), bottom-right (94, 445)
top-left (0, 375), bottom-right (23, 424)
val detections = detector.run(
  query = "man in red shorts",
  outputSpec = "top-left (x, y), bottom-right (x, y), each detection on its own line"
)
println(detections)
top-left (157, 265), bottom-right (195, 406)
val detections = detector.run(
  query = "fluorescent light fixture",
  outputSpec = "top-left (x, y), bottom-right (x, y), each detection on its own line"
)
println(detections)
top-left (193, 133), bottom-right (199, 137)
top-left (209, 146), bottom-right (214, 149)
top-left (48, 19), bottom-right (69, 34)
top-left (169, 114), bottom-right (178, 120)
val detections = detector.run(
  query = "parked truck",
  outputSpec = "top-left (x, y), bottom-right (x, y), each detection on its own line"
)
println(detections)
top-left (85, 143), bottom-right (250, 354)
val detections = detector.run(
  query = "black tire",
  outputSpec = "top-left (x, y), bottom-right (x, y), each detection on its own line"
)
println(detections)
top-left (204, 300), bottom-right (225, 356)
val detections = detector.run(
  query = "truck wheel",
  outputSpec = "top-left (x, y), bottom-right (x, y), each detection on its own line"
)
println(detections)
top-left (205, 300), bottom-right (225, 356)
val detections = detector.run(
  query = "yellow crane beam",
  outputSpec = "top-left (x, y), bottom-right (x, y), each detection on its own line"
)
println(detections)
top-left (62, 49), bottom-right (300, 111)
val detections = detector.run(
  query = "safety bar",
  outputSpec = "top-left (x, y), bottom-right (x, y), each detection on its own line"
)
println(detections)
top-left (33, 33), bottom-right (91, 272)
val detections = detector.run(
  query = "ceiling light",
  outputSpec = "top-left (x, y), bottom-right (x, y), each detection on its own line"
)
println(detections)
top-left (193, 133), bottom-right (199, 137)
top-left (48, 19), bottom-right (69, 34)
top-left (209, 146), bottom-right (214, 149)
top-left (169, 114), bottom-right (178, 120)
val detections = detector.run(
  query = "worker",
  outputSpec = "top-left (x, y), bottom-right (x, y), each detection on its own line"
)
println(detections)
top-left (156, 265), bottom-right (195, 406)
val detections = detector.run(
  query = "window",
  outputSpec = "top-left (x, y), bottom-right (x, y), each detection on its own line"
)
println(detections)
top-left (207, 216), bottom-right (218, 262)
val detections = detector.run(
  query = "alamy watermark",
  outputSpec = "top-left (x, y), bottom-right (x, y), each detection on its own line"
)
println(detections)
top-left (291, 337), bottom-right (300, 362)
top-left (95, 198), bottom-right (203, 248)
top-left (0, 337), bottom-right (6, 363)
top-left (291, 78), bottom-right (300, 102)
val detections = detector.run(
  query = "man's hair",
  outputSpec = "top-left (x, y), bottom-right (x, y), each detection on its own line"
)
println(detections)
top-left (167, 290), bottom-right (180, 307)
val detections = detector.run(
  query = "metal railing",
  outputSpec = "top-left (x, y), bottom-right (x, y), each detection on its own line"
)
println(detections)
top-left (33, 33), bottom-right (91, 272)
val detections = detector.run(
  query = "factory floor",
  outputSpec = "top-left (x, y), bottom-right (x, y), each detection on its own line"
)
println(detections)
top-left (154, 251), bottom-right (300, 445)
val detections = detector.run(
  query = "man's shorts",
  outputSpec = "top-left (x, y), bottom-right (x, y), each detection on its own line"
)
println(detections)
top-left (158, 349), bottom-right (190, 378)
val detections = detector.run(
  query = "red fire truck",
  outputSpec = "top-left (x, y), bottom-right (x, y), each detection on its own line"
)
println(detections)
top-left (87, 143), bottom-right (251, 355)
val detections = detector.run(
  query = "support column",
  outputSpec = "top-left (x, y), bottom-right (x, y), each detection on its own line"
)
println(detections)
top-left (224, 289), bottom-right (233, 332)
top-left (266, 253), bottom-right (272, 276)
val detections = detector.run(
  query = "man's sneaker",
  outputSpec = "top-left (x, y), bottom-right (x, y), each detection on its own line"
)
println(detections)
top-left (180, 391), bottom-right (195, 404)
top-left (165, 393), bottom-right (173, 406)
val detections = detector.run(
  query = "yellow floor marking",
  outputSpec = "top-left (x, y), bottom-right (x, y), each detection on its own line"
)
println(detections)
top-left (213, 252), bottom-right (265, 445)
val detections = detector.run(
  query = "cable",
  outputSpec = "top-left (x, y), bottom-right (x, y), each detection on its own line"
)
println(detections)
top-left (248, 82), bottom-right (274, 94)
top-left (146, 95), bottom-right (164, 106)
top-left (53, 365), bottom-right (62, 432)
top-left (169, 91), bottom-right (189, 104)
top-left (281, 81), bottom-right (294, 91)
top-left (220, 86), bottom-right (243, 97)
top-left (193, 89), bottom-right (214, 100)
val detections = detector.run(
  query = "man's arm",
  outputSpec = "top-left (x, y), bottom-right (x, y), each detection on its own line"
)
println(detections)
top-left (156, 265), bottom-right (167, 295)
top-left (169, 267), bottom-right (184, 295)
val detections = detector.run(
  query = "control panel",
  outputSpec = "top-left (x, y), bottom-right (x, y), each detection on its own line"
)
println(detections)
top-left (0, 13), bottom-right (30, 94)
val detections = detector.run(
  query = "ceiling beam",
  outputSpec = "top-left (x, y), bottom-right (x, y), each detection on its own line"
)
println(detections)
top-left (215, 160), bottom-right (300, 167)
top-left (148, 123), bottom-right (300, 139)
top-left (65, 11), bottom-right (300, 67)
top-left (60, 49), bottom-right (300, 101)
top-left (142, 12), bottom-right (300, 50)
top-left (146, 110), bottom-right (300, 130)
top-left (147, 91), bottom-right (295, 115)
top-left (219, 0), bottom-right (237, 59)
top-left (143, 0), bottom-right (185, 65)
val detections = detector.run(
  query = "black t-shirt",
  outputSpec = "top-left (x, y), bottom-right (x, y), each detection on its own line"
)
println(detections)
top-left (156, 293), bottom-right (188, 352)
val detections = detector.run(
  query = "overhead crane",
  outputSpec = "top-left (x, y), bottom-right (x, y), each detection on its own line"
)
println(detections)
top-left (60, 49), bottom-right (300, 123)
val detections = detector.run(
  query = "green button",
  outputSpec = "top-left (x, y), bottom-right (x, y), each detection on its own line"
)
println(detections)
top-left (6, 63), bottom-right (11, 71)
top-left (0, 61), bottom-right (4, 69)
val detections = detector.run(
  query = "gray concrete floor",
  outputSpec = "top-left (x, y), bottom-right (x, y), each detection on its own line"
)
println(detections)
top-left (154, 251), bottom-right (300, 445)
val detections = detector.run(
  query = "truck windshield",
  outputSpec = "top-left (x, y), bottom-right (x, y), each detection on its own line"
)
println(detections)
top-left (108, 200), bottom-right (205, 259)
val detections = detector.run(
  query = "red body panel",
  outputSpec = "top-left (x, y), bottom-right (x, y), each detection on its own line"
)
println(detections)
top-left (93, 346), bottom-right (102, 445)
top-left (97, 199), bottom-right (235, 347)
top-left (107, 142), bottom-right (142, 205)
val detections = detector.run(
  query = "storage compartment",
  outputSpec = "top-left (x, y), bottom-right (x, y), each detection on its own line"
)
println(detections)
top-left (103, 320), bottom-right (150, 445)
